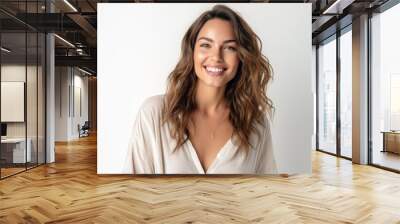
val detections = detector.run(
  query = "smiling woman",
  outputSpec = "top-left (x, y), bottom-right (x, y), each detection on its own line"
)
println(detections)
top-left (124, 5), bottom-right (277, 174)
top-left (194, 19), bottom-right (240, 88)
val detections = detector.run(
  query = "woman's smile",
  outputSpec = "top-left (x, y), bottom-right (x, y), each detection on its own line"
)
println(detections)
top-left (204, 65), bottom-right (227, 76)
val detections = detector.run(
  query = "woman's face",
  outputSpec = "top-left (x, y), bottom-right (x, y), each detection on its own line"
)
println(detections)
top-left (193, 18), bottom-right (240, 89)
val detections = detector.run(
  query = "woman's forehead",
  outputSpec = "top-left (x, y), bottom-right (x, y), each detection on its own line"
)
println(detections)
top-left (196, 18), bottom-right (236, 42)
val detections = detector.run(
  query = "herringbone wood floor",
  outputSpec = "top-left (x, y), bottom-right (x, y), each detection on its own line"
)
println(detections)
top-left (1, 134), bottom-right (400, 223)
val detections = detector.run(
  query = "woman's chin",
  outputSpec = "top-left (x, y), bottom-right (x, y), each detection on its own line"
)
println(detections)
top-left (196, 74), bottom-right (232, 88)
top-left (202, 80), bottom-right (227, 88)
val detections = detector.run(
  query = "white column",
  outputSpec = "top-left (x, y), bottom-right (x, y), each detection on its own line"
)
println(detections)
top-left (46, 1), bottom-right (55, 163)
top-left (46, 33), bottom-right (55, 163)
top-left (352, 14), bottom-right (369, 164)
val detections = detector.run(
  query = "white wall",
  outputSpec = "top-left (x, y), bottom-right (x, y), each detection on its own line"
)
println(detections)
top-left (55, 66), bottom-right (69, 141)
top-left (98, 3), bottom-right (313, 174)
top-left (73, 70), bottom-right (89, 139)
top-left (55, 67), bottom-right (89, 141)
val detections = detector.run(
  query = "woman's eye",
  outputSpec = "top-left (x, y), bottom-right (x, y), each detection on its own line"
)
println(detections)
top-left (225, 46), bottom-right (237, 51)
top-left (200, 43), bottom-right (211, 48)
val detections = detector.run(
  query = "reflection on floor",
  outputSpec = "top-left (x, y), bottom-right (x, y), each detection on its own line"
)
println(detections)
top-left (0, 167), bottom-right (25, 177)
top-left (341, 148), bottom-right (352, 158)
top-left (373, 150), bottom-right (400, 171)
top-left (0, 163), bottom-right (39, 178)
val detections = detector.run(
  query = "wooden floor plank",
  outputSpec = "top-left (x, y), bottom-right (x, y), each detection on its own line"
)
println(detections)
top-left (0, 134), bottom-right (400, 223)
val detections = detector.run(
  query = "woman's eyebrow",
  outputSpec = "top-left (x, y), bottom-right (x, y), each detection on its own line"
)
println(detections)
top-left (198, 37), bottom-right (237, 44)
top-left (223, 40), bottom-right (237, 44)
top-left (198, 37), bottom-right (214, 42)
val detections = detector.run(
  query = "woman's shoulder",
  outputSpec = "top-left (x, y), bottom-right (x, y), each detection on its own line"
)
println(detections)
top-left (138, 94), bottom-right (165, 116)
top-left (255, 112), bottom-right (272, 134)
top-left (252, 113), bottom-right (272, 147)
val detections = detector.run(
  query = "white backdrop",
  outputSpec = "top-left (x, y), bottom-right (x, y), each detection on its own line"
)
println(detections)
top-left (98, 3), bottom-right (313, 174)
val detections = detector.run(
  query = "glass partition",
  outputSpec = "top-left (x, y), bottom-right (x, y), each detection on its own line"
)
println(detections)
top-left (27, 0), bottom-right (40, 170)
top-left (0, 1), bottom-right (46, 179)
top-left (27, 31), bottom-right (38, 169)
top-left (38, 32), bottom-right (45, 165)
top-left (1, 31), bottom-right (28, 177)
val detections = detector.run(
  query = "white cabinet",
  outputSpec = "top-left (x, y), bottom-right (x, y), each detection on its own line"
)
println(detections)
top-left (1, 138), bottom-right (32, 163)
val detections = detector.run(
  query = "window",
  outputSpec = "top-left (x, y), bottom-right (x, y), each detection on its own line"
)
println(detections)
top-left (371, 2), bottom-right (400, 171)
top-left (339, 28), bottom-right (352, 158)
top-left (318, 36), bottom-right (337, 154)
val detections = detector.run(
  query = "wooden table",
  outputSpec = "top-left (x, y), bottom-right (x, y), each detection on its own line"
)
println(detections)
top-left (381, 131), bottom-right (400, 154)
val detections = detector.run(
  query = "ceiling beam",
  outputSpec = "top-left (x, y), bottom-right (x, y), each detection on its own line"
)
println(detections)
top-left (55, 55), bottom-right (96, 69)
top-left (67, 13), bottom-right (97, 39)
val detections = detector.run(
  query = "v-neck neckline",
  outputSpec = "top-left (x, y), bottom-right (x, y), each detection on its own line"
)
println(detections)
top-left (186, 137), bottom-right (232, 174)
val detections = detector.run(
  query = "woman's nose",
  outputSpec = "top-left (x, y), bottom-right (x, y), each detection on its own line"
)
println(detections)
top-left (210, 47), bottom-right (223, 62)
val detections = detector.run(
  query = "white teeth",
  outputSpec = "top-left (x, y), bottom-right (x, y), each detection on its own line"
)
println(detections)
top-left (206, 66), bottom-right (224, 73)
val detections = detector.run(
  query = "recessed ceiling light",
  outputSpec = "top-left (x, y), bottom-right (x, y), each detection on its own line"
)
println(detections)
top-left (1, 47), bottom-right (11, 53)
top-left (54, 34), bottom-right (75, 48)
top-left (63, 0), bottom-right (78, 12)
top-left (322, 0), bottom-right (354, 15)
top-left (78, 67), bottom-right (93, 76)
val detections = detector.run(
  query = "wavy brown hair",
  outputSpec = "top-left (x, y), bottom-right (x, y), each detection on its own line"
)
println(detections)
top-left (163, 5), bottom-right (273, 152)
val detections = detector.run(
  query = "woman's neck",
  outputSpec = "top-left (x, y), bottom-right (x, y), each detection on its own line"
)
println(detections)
top-left (195, 82), bottom-right (227, 116)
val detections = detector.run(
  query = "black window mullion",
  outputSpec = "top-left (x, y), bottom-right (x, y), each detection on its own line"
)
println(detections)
top-left (25, 0), bottom-right (28, 171)
top-left (36, 0), bottom-right (39, 168)
top-left (316, 44), bottom-right (319, 150)
top-left (336, 30), bottom-right (341, 157)
top-left (367, 11), bottom-right (373, 165)
top-left (0, 26), bottom-right (2, 179)
top-left (44, 32), bottom-right (47, 164)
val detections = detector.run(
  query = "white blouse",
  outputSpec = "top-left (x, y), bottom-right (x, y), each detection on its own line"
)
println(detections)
top-left (124, 95), bottom-right (277, 174)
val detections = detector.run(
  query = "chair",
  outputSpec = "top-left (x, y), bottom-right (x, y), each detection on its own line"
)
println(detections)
top-left (79, 121), bottom-right (90, 138)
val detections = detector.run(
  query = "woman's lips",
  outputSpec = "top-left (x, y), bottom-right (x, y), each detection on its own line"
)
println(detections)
top-left (204, 66), bottom-right (226, 76)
